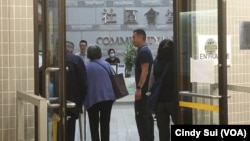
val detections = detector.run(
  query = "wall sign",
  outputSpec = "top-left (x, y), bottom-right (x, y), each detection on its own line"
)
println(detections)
top-left (197, 35), bottom-right (231, 66)
top-left (125, 10), bottom-right (137, 24)
top-left (166, 9), bottom-right (173, 23)
top-left (240, 21), bottom-right (250, 49)
top-left (145, 8), bottom-right (159, 24)
top-left (102, 9), bottom-right (117, 23)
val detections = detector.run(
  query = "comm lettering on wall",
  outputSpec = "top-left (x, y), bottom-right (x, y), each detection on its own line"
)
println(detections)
top-left (96, 36), bottom-right (173, 46)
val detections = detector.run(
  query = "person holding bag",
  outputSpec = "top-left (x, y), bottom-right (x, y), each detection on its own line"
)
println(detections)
top-left (152, 39), bottom-right (178, 141)
top-left (147, 64), bottom-right (169, 112)
top-left (83, 45), bottom-right (116, 141)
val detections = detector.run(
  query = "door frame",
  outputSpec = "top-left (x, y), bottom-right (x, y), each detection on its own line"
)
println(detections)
top-left (33, 0), bottom-right (42, 140)
top-left (57, 0), bottom-right (67, 140)
top-left (173, 0), bottom-right (228, 124)
top-left (34, 0), bottom-right (68, 140)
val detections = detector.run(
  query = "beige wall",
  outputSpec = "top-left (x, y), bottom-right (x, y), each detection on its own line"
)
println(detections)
top-left (227, 0), bottom-right (250, 124)
top-left (0, 0), bottom-right (34, 141)
top-left (1, 0), bottom-right (250, 140)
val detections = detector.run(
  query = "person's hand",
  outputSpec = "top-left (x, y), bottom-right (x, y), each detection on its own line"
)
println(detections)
top-left (135, 89), bottom-right (142, 100)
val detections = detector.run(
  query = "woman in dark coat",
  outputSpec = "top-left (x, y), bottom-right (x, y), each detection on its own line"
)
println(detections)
top-left (153, 39), bottom-right (178, 141)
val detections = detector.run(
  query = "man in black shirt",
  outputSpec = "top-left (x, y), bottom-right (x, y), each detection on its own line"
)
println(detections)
top-left (132, 29), bottom-right (154, 141)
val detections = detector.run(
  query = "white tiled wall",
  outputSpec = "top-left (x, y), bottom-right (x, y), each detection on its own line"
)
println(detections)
top-left (227, 0), bottom-right (250, 124)
top-left (183, 0), bottom-right (250, 124)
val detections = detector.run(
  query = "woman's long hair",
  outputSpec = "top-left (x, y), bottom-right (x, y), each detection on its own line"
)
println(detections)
top-left (156, 39), bottom-right (174, 62)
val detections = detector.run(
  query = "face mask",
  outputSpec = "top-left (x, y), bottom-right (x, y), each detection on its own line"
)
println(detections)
top-left (110, 53), bottom-right (115, 58)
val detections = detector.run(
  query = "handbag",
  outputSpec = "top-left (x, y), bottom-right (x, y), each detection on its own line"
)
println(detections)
top-left (110, 73), bottom-right (129, 99)
top-left (146, 62), bottom-right (169, 111)
top-left (94, 61), bottom-right (129, 99)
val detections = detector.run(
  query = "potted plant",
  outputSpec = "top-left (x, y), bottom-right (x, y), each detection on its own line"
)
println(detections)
top-left (124, 43), bottom-right (137, 77)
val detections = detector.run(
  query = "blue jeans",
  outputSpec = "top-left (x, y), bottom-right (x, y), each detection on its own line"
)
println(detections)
top-left (134, 95), bottom-right (154, 141)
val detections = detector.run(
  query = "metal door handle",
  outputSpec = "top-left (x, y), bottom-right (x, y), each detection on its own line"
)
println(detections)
top-left (45, 67), bottom-right (76, 108)
top-left (179, 91), bottom-right (231, 99)
top-left (48, 97), bottom-right (76, 108)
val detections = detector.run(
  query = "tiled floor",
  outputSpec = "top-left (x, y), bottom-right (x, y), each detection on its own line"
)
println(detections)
top-left (74, 99), bottom-right (160, 141)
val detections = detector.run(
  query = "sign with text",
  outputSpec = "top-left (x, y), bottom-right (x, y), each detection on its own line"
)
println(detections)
top-left (171, 125), bottom-right (250, 140)
top-left (197, 35), bottom-right (231, 66)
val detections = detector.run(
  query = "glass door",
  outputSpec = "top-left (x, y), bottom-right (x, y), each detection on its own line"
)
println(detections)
top-left (174, 0), bottom-right (228, 124)
top-left (35, 0), bottom-right (69, 141)
top-left (43, 0), bottom-right (68, 140)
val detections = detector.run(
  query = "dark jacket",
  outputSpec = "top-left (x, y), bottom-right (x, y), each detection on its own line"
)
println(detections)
top-left (153, 59), bottom-right (176, 103)
top-left (66, 52), bottom-right (87, 118)
top-left (105, 57), bottom-right (120, 64)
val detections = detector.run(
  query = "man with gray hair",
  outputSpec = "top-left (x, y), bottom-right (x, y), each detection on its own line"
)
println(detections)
top-left (66, 41), bottom-right (74, 53)
top-left (65, 40), bottom-right (87, 141)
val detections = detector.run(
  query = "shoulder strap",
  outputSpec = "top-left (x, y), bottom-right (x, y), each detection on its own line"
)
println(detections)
top-left (148, 65), bottom-right (154, 91)
top-left (93, 61), bottom-right (113, 75)
top-left (148, 62), bottom-right (170, 91)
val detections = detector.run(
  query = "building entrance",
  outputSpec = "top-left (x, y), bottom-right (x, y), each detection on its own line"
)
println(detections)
top-left (174, 0), bottom-right (228, 124)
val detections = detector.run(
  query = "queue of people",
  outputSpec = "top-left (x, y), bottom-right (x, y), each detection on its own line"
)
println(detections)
top-left (56, 40), bottom-right (118, 141)
top-left (48, 28), bottom-right (177, 141)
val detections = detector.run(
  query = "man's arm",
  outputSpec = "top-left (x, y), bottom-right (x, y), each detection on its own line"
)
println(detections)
top-left (137, 63), bottom-right (150, 88)
top-left (135, 63), bottom-right (150, 100)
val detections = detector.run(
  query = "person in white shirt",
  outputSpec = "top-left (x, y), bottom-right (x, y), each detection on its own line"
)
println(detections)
top-left (75, 40), bottom-right (88, 63)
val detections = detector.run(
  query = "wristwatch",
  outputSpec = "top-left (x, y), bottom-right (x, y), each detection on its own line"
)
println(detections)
top-left (136, 86), bottom-right (142, 89)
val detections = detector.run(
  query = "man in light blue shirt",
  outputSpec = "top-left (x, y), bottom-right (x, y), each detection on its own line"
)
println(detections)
top-left (75, 40), bottom-right (88, 63)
